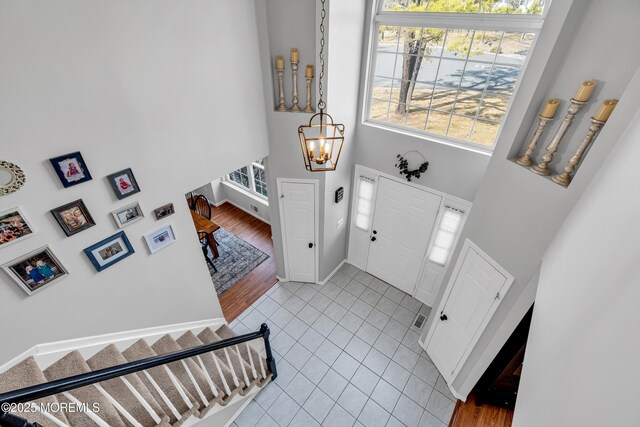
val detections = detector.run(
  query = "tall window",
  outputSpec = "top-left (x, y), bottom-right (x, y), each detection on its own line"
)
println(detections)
top-left (428, 206), bottom-right (464, 265)
top-left (227, 159), bottom-right (268, 199)
top-left (366, 0), bottom-right (545, 151)
top-left (355, 177), bottom-right (375, 231)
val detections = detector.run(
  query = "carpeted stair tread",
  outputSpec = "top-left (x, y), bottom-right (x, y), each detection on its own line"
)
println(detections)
top-left (87, 344), bottom-right (170, 426)
top-left (197, 328), bottom-right (259, 395)
top-left (0, 356), bottom-right (70, 427)
top-left (216, 325), bottom-right (271, 387)
top-left (123, 339), bottom-right (199, 426)
top-left (176, 331), bottom-right (242, 405)
top-left (151, 335), bottom-right (217, 412)
top-left (43, 351), bottom-right (126, 427)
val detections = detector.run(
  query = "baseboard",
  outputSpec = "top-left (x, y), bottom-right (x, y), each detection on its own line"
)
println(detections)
top-left (219, 199), bottom-right (270, 225)
top-left (276, 275), bottom-right (288, 283)
top-left (450, 385), bottom-right (467, 402)
top-left (318, 259), bottom-right (347, 285)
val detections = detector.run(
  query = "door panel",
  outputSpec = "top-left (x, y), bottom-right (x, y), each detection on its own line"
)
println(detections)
top-left (282, 182), bottom-right (316, 283)
top-left (428, 248), bottom-right (508, 379)
top-left (366, 177), bottom-right (441, 294)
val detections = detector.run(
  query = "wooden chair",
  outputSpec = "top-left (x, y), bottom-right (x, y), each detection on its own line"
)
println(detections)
top-left (193, 194), bottom-right (212, 219)
top-left (198, 230), bottom-right (217, 273)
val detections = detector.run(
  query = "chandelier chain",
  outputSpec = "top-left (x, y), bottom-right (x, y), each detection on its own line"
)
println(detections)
top-left (318, 0), bottom-right (326, 112)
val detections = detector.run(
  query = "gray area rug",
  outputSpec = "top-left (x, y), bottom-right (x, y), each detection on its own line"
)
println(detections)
top-left (206, 227), bottom-right (269, 296)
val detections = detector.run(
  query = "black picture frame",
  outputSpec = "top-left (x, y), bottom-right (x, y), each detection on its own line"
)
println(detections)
top-left (51, 199), bottom-right (96, 237)
top-left (49, 152), bottom-right (93, 188)
top-left (84, 231), bottom-right (135, 272)
top-left (106, 168), bottom-right (141, 200)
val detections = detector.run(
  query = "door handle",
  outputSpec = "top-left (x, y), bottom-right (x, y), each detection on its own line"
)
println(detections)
top-left (440, 313), bottom-right (448, 321)
top-left (371, 236), bottom-right (376, 242)
top-left (308, 243), bottom-right (314, 248)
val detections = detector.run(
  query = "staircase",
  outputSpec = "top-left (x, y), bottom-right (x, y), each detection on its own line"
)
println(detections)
top-left (0, 322), bottom-right (274, 427)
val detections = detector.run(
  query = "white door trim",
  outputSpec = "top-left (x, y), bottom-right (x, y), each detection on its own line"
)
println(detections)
top-left (277, 178), bottom-right (320, 284)
top-left (423, 239), bottom-right (514, 385)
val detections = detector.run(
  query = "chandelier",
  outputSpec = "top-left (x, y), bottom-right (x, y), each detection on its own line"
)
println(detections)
top-left (298, 0), bottom-right (345, 172)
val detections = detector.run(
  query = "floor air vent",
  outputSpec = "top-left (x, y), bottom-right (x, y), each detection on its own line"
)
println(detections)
top-left (412, 313), bottom-right (427, 330)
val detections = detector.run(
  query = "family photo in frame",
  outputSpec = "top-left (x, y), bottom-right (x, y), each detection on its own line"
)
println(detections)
top-left (0, 207), bottom-right (34, 248)
top-left (49, 151), bottom-right (92, 188)
top-left (2, 246), bottom-right (69, 295)
top-left (51, 199), bottom-right (96, 237)
top-left (107, 168), bottom-right (141, 200)
top-left (84, 231), bottom-right (135, 272)
top-left (144, 223), bottom-right (177, 254)
top-left (111, 202), bottom-right (144, 228)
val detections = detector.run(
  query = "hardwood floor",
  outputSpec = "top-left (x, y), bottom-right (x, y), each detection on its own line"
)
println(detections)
top-left (209, 202), bottom-right (277, 322)
top-left (449, 393), bottom-right (514, 427)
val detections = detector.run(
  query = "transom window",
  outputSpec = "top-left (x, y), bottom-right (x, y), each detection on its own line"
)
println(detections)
top-left (366, 0), bottom-right (545, 151)
top-left (227, 159), bottom-right (268, 199)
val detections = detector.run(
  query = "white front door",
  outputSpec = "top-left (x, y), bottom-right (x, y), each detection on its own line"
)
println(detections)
top-left (366, 177), bottom-right (441, 294)
top-left (281, 181), bottom-right (316, 283)
top-left (426, 242), bottom-right (512, 381)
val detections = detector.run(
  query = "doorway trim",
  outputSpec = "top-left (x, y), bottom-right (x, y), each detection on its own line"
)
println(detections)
top-left (423, 239), bottom-right (514, 392)
top-left (276, 177), bottom-right (320, 284)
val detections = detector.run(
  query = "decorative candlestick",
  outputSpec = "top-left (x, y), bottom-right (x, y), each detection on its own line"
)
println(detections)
top-left (530, 98), bottom-right (587, 176)
top-left (290, 60), bottom-right (301, 112)
top-left (516, 115), bottom-right (553, 166)
top-left (275, 56), bottom-right (286, 112)
top-left (304, 65), bottom-right (315, 113)
top-left (551, 117), bottom-right (606, 187)
top-left (516, 99), bottom-right (559, 166)
top-left (551, 100), bottom-right (617, 186)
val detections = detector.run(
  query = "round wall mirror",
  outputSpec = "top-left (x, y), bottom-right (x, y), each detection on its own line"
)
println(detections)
top-left (0, 160), bottom-right (26, 196)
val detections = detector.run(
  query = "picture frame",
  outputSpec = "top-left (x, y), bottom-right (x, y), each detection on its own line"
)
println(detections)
top-left (144, 223), bottom-right (177, 254)
top-left (0, 207), bottom-right (35, 249)
top-left (106, 168), bottom-right (141, 200)
top-left (2, 245), bottom-right (69, 295)
top-left (153, 203), bottom-right (175, 220)
top-left (49, 152), bottom-right (92, 188)
top-left (84, 231), bottom-right (135, 272)
top-left (50, 199), bottom-right (96, 237)
top-left (111, 202), bottom-right (144, 229)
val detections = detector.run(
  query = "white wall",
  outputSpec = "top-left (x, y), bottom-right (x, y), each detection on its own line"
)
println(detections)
top-left (219, 183), bottom-right (270, 224)
top-left (256, 0), bottom-right (366, 281)
top-left (320, 0), bottom-right (366, 280)
top-left (422, 0), bottom-right (640, 397)
top-left (513, 105), bottom-right (640, 427)
top-left (0, 0), bottom-right (269, 361)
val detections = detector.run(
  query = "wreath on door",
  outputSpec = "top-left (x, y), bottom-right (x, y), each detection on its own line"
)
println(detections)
top-left (395, 151), bottom-right (429, 182)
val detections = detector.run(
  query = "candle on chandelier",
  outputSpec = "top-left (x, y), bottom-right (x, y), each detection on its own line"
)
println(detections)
top-left (309, 141), bottom-right (315, 159)
top-left (540, 99), bottom-right (560, 118)
top-left (291, 48), bottom-right (299, 62)
top-left (275, 56), bottom-right (284, 70)
top-left (574, 80), bottom-right (596, 102)
top-left (594, 99), bottom-right (618, 122)
top-left (306, 64), bottom-right (314, 78)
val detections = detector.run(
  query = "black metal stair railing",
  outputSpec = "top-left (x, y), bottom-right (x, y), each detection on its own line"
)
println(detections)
top-left (0, 323), bottom-right (277, 427)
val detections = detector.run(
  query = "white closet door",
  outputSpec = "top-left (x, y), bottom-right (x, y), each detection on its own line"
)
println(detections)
top-left (426, 242), bottom-right (513, 381)
top-left (281, 181), bottom-right (316, 283)
top-left (366, 177), bottom-right (440, 294)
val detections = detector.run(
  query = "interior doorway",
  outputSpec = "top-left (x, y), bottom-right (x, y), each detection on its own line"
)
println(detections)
top-left (187, 158), bottom-right (277, 321)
